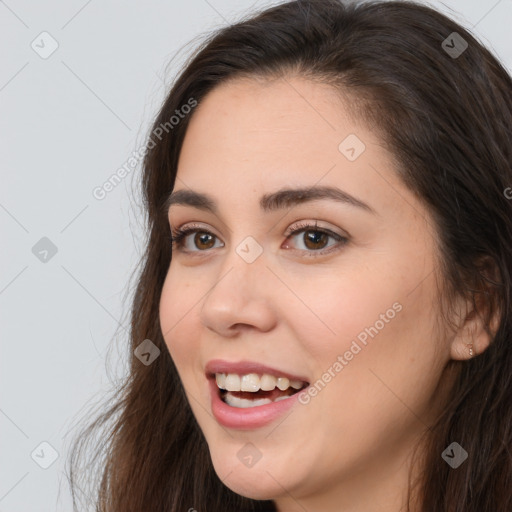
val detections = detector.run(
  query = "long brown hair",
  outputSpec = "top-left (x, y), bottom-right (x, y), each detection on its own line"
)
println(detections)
top-left (66, 1), bottom-right (512, 510)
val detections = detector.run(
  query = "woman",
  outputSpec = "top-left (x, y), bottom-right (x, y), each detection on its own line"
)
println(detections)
top-left (68, 1), bottom-right (512, 510)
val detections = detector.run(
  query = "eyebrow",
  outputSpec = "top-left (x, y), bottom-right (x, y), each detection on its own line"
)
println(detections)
top-left (165, 185), bottom-right (376, 215)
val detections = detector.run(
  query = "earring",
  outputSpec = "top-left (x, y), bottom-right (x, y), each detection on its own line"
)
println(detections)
top-left (467, 344), bottom-right (474, 357)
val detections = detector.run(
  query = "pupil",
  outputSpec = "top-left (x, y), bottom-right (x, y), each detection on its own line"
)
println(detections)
top-left (196, 233), bottom-right (214, 249)
top-left (305, 231), bottom-right (327, 250)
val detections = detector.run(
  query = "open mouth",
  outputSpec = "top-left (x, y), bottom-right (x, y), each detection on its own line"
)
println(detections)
top-left (213, 373), bottom-right (309, 409)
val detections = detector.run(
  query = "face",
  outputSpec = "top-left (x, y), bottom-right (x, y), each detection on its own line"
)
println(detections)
top-left (159, 76), bottom-right (452, 510)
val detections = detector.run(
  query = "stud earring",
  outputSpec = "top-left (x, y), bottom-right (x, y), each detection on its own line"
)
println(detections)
top-left (467, 344), bottom-right (474, 357)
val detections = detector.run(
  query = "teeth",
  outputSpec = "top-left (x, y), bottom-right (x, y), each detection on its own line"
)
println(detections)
top-left (290, 379), bottom-right (303, 389)
top-left (260, 374), bottom-right (277, 391)
top-left (223, 391), bottom-right (296, 408)
top-left (215, 372), bottom-right (305, 392)
top-left (215, 373), bottom-right (226, 389)
top-left (240, 373), bottom-right (260, 392)
top-left (224, 394), bottom-right (272, 408)
top-left (224, 374), bottom-right (241, 392)
top-left (276, 377), bottom-right (289, 390)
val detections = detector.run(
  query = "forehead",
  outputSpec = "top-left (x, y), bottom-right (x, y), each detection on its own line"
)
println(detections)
top-left (178, 76), bottom-right (371, 179)
top-left (173, 76), bottom-right (423, 227)
top-left (180, 76), bottom-right (354, 154)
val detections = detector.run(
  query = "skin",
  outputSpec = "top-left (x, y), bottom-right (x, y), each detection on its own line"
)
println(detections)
top-left (159, 76), bottom-right (491, 512)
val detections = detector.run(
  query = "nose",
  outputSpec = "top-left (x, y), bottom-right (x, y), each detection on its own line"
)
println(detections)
top-left (199, 247), bottom-right (277, 337)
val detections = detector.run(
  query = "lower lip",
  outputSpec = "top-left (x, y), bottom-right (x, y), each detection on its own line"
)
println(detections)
top-left (208, 378), bottom-right (305, 430)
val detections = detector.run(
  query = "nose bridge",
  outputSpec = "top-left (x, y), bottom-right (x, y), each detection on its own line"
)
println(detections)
top-left (210, 233), bottom-right (267, 300)
top-left (199, 234), bottom-right (276, 334)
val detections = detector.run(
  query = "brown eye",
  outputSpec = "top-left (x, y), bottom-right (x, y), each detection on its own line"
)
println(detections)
top-left (194, 232), bottom-right (216, 250)
top-left (171, 222), bottom-right (348, 258)
top-left (170, 226), bottom-right (223, 252)
top-left (302, 230), bottom-right (329, 250)
top-left (283, 222), bottom-right (349, 257)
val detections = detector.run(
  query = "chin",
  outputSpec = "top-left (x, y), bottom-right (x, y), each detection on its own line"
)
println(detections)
top-left (208, 450), bottom-right (292, 500)
top-left (218, 469), bottom-right (283, 500)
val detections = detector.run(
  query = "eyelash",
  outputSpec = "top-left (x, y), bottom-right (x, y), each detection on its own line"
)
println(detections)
top-left (169, 221), bottom-right (349, 258)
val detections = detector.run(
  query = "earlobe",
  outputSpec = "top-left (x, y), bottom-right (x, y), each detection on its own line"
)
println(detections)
top-left (449, 308), bottom-right (496, 361)
top-left (448, 255), bottom-right (502, 361)
top-left (450, 335), bottom-right (475, 362)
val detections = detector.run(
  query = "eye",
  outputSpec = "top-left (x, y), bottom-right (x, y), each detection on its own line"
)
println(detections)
top-left (170, 224), bottom-right (223, 253)
top-left (170, 221), bottom-right (349, 257)
top-left (282, 220), bottom-right (348, 257)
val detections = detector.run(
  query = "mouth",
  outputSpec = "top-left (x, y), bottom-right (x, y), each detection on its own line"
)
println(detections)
top-left (214, 372), bottom-right (309, 408)
top-left (204, 359), bottom-right (310, 429)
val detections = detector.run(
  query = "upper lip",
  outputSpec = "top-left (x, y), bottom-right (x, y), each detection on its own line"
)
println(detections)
top-left (205, 359), bottom-right (310, 384)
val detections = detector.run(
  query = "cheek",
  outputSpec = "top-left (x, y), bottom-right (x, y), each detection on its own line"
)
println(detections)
top-left (289, 257), bottom-right (441, 416)
top-left (280, 268), bottom-right (440, 476)
top-left (299, 246), bottom-right (438, 358)
top-left (159, 269), bottom-right (200, 370)
top-left (283, 265), bottom-right (402, 365)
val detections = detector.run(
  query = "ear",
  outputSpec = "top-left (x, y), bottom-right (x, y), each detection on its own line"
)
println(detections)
top-left (449, 258), bottom-right (501, 361)
top-left (450, 308), bottom-right (494, 360)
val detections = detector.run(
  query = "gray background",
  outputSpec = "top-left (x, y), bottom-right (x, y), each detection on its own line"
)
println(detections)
top-left (1, 1), bottom-right (510, 510)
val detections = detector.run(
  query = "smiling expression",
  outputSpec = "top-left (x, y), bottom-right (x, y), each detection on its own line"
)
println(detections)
top-left (158, 75), bottom-right (454, 510)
